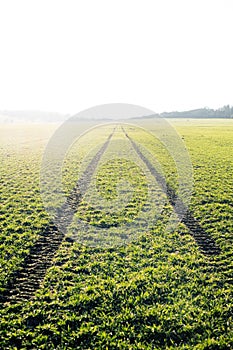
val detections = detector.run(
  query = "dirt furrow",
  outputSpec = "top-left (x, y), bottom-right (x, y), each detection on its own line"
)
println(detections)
top-left (123, 128), bottom-right (221, 256)
top-left (1, 129), bottom-right (115, 304)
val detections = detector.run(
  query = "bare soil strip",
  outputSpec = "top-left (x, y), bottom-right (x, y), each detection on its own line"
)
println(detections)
top-left (123, 128), bottom-right (221, 256)
top-left (1, 129), bottom-right (115, 303)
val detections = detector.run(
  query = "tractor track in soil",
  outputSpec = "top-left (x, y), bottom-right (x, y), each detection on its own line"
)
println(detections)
top-left (124, 127), bottom-right (232, 283)
top-left (1, 125), bottom-right (231, 304)
top-left (122, 128), bottom-right (222, 257)
top-left (0, 129), bottom-right (115, 304)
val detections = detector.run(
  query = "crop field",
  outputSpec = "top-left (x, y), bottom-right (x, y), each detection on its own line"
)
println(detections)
top-left (0, 119), bottom-right (232, 349)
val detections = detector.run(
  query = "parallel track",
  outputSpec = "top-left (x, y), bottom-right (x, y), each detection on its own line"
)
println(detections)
top-left (2, 125), bottom-right (230, 304)
top-left (1, 130), bottom-right (115, 303)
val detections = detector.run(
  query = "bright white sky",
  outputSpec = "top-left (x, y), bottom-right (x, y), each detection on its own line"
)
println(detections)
top-left (0, 0), bottom-right (232, 114)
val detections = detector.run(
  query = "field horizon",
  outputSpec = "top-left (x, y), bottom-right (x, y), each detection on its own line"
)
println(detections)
top-left (0, 118), bottom-right (232, 349)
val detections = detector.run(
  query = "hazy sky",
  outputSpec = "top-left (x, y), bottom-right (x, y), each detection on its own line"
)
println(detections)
top-left (0, 0), bottom-right (232, 114)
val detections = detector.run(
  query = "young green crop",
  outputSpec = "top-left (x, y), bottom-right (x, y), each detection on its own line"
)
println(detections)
top-left (0, 119), bottom-right (232, 349)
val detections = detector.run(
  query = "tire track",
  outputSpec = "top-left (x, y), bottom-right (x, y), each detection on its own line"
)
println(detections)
top-left (122, 127), bottom-right (221, 256)
top-left (1, 128), bottom-right (115, 303)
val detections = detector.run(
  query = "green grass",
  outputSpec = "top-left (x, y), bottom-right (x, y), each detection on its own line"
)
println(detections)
top-left (0, 120), bottom-right (232, 349)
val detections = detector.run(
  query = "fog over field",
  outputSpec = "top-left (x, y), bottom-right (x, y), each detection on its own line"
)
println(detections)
top-left (1, 104), bottom-right (233, 124)
top-left (1, 0), bottom-right (233, 348)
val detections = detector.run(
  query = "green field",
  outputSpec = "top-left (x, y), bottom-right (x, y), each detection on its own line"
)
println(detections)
top-left (0, 119), bottom-right (232, 349)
